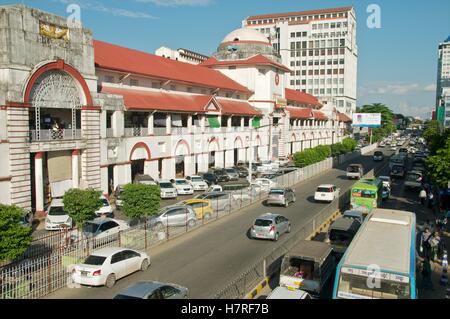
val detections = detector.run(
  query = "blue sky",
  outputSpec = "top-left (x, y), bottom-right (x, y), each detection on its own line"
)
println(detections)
top-left (3, 0), bottom-right (450, 118)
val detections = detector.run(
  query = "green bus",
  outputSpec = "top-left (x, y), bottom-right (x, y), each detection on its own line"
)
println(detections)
top-left (350, 178), bottom-right (383, 213)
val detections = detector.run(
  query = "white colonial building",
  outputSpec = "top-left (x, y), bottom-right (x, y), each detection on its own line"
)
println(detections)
top-left (0, 5), bottom-right (351, 217)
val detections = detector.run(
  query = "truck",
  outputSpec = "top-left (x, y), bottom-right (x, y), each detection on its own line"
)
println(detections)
top-left (279, 240), bottom-right (336, 297)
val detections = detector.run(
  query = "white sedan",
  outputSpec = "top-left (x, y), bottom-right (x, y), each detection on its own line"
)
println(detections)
top-left (95, 195), bottom-right (114, 218)
top-left (71, 247), bottom-right (150, 288)
top-left (253, 178), bottom-right (277, 191)
top-left (188, 176), bottom-right (208, 191)
top-left (314, 184), bottom-right (340, 203)
top-left (173, 179), bottom-right (194, 195)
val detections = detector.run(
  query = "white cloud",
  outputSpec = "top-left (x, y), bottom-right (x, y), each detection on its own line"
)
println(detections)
top-left (54, 0), bottom-right (159, 19)
top-left (361, 82), bottom-right (438, 95)
top-left (424, 83), bottom-right (437, 92)
top-left (393, 101), bottom-right (432, 119)
top-left (136, 0), bottom-right (213, 7)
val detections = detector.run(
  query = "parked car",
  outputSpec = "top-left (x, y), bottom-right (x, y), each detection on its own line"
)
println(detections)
top-left (173, 179), bottom-right (194, 195)
top-left (148, 205), bottom-right (197, 230)
top-left (250, 213), bottom-right (291, 242)
top-left (71, 247), bottom-right (150, 288)
top-left (399, 148), bottom-right (408, 155)
top-left (266, 188), bottom-right (296, 207)
top-left (234, 166), bottom-right (249, 178)
top-left (133, 174), bottom-right (157, 186)
top-left (195, 192), bottom-right (234, 212)
top-left (346, 164), bottom-right (364, 180)
top-left (187, 175), bottom-right (209, 191)
top-left (201, 172), bottom-right (218, 185)
top-left (266, 287), bottom-right (312, 300)
top-left (45, 198), bottom-right (73, 230)
top-left (114, 281), bottom-right (188, 299)
top-left (181, 199), bottom-right (213, 220)
top-left (314, 185), bottom-right (340, 203)
top-left (224, 168), bottom-right (239, 181)
top-left (210, 169), bottom-right (231, 183)
top-left (279, 240), bottom-right (336, 297)
top-left (82, 218), bottom-right (130, 240)
top-left (158, 180), bottom-right (178, 199)
top-left (373, 151), bottom-right (384, 162)
top-left (254, 178), bottom-right (277, 191)
top-left (95, 196), bottom-right (114, 218)
top-left (325, 217), bottom-right (361, 256)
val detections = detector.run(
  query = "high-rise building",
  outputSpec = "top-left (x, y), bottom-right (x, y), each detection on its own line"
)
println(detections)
top-left (436, 36), bottom-right (450, 127)
top-left (242, 7), bottom-right (358, 117)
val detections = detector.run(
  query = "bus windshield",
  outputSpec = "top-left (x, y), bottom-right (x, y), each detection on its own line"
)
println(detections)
top-left (337, 272), bottom-right (410, 299)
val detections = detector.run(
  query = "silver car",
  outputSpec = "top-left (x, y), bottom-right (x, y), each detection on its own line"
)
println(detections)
top-left (148, 205), bottom-right (197, 231)
top-left (114, 281), bottom-right (188, 299)
top-left (195, 192), bottom-right (234, 212)
top-left (266, 188), bottom-right (296, 207)
top-left (224, 168), bottom-right (239, 181)
top-left (250, 214), bottom-right (291, 242)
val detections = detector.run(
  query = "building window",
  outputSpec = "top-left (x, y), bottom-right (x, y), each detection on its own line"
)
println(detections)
top-left (302, 61), bottom-right (307, 66)
top-left (290, 80), bottom-right (295, 85)
top-left (104, 75), bottom-right (114, 83)
top-left (327, 69), bottom-right (332, 75)
top-left (187, 87), bottom-right (192, 93)
top-left (290, 61), bottom-right (295, 67)
top-left (340, 48), bottom-right (345, 54)
top-left (152, 82), bottom-right (160, 89)
top-left (339, 69), bottom-right (345, 75)
top-left (130, 79), bottom-right (139, 86)
top-left (170, 85), bottom-right (176, 90)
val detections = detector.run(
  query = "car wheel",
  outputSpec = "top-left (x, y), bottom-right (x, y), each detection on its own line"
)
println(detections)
top-left (287, 224), bottom-right (291, 233)
top-left (188, 219), bottom-right (196, 228)
top-left (141, 259), bottom-right (150, 271)
top-left (105, 274), bottom-right (116, 288)
top-left (273, 232), bottom-right (279, 242)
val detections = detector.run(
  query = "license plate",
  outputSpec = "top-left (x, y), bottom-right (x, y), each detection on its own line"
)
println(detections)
top-left (81, 271), bottom-right (88, 276)
top-left (321, 194), bottom-right (325, 197)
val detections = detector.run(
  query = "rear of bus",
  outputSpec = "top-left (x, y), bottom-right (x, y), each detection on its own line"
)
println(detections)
top-left (350, 184), bottom-right (378, 212)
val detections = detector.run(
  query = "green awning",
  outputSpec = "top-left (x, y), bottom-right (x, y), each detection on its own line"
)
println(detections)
top-left (207, 115), bottom-right (221, 128)
top-left (252, 117), bottom-right (261, 128)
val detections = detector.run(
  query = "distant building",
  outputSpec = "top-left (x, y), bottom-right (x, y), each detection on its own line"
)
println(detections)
top-left (155, 46), bottom-right (209, 64)
top-left (436, 35), bottom-right (450, 127)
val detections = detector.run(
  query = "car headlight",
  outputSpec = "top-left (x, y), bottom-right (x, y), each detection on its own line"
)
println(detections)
top-left (46, 218), bottom-right (50, 223)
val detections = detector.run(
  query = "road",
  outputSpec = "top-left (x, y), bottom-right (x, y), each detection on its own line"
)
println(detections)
top-left (44, 147), bottom-right (392, 299)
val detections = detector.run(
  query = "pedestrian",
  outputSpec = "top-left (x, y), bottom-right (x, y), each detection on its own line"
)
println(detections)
top-left (430, 232), bottom-right (441, 262)
top-left (421, 257), bottom-right (433, 290)
top-left (419, 188), bottom-right (427, 206)
top-left (420, 228), bottom-right (433, 259)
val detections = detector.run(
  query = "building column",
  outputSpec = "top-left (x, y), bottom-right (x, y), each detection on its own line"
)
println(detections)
top-left (215, 151), bottom-right (225, 168)
top-left (227, 117), bottom-right (232, 132)
top-left (35, 152), bottom-right (44, 216)
top-left (144, 160), bottom-right (158, 180)
top-left (184, 155), bottom-right (195, 177)
top-left (166, 114), bottom-right (172, 135)
top-left (162, 158), bottom-right (176, 180)
top-left (148, 113), bottom-right (154, 135)
top-left (200, 115), bottom-right (206, 133)
top-left (241, 117), bottom-right (245, 130)
top-left (72, 149), bottom-right (80, 189)
top-left (187, 115), bottom-right (193, 134)
top-left (225, 149), bottom-right (234, 167)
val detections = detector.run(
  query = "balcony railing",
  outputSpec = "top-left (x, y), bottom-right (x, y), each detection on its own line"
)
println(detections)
top-left (124, 127), bottom-right (145, 137)
top-left (30, 129), bottom-right (82, 142)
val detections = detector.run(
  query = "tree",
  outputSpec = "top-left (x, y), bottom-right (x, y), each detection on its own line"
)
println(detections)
top-left (342, 138), bottom-right (357, 152)
top-left (358, 103), bottom-right (396, 142)
top-left (425, 136), bottom-right (450, 188)
top-left (63, 188), bottom-right (103, 228)
top-left (0, 204), bottom-right (32, 262)
top-left (423, 120), bottom-right (450, 155)
top-left (121, 183), bottom-right (160, 220)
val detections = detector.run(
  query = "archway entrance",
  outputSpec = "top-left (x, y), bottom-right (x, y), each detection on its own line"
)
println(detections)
top-left (129, 142), bottom-right (152, 180)
top-left (131, 159), bottom-right (145, 181)
top-left (174, 140), bottom-right (190, 177)
top-left (209, 151), bottom-right (216, 169)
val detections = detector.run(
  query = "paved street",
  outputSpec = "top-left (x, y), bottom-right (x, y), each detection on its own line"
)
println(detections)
top-left (44, 148), bottom-right (391, 299)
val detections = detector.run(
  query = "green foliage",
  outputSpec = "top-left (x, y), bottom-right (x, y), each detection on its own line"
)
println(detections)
top-left (0, 204), bottom-right (32, 262)
top-left (63, 188), bottom-right (102, 228)
top-left (342, 138), bottom-right (357, 152)
top-left (330, 143), bottom-right (347, 157)
top-left (423, 120), bottom-right (450, 155)
top-left (121, 183), bottom-right (161, 220)
top-left (315, 145), bottom-right (331, 159)
top-left (425, 136), bottom-right (450, 188)
top-left (294, 142), bottom-right (352, 167)
top-left (359, 103), bottom-right (396, 142)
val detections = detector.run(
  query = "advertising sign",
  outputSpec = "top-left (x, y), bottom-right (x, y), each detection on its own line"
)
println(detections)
top-left (352, 113), bottom-right (382, 128)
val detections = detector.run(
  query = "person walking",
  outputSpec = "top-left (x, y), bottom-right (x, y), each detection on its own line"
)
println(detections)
top-left (430, 232), bottom-right (441, 262)
top-left (420, 228), bottom-right (433, 259)
top-left (419, 188), bottom-right (427, 206)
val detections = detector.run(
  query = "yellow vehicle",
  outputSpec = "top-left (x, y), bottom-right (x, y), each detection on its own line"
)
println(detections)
top-left (181, 199), bottom-right (213, 220)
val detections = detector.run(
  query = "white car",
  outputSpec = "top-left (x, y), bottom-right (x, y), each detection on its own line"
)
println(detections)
top-left (173, 179), bottom-right (194, 195)
top-left (45, 198), bottom-right (73, 230)
top-left (71, 247), bottom-right (150, 288)
top-left (188, 176), bottom-right (208, 191)
top-left (158, 180), bottom-right (177, 199)
top-left (95, 196), bottom-right (114, 218)
top-left (267, 287), bottom-right (312, 299)
top-left (314, 184), bottom-right (340, 203)
top-left (81, 218), bottom-right (130, 240)
top-left (378, 176), bottom-right (392, 189)
top-left (253, 178), bottom-right (277, 191)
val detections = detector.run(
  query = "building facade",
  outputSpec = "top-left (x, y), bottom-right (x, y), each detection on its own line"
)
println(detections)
top-left (436, 36), bottom-right (450, 127)
top-left (0, 5), bottom-right (350, 216)
top-left (155, 46), bottom-right (209, 65)
top-left (242, 6), bottom-right (358, 116)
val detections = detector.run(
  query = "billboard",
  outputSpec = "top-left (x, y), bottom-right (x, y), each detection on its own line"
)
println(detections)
top-left (352, 113), bottom-right (382, 128)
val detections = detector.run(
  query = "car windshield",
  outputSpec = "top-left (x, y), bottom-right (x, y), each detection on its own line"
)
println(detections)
top-left (374, 152), bottom-right (383, 156)
top-left (329, 229), bottom-right (353, 245)
top-left (175, 180), bottom-right (188, 185)
top-left (83, 255), bottom-right (106, 265)
top-left (191, 177), bottom-right (202, 182)
top-left (83, 222), bottom-right (99, 234)
top-left (114, 294), bottom-right (142, 300)
top-left (317, 187), bottom-right (332, 193)
top-left (254, 219), bottom-right (273, 227)
top-left (101, 199), bottom-right (109, 206)
top-left (269, 189), bottom-right (285, 195)
top-left (347, 166), bottom-right (360, 172)
top-left (159, 183), bottom-right (173, 188)
top-left (48, 206), bottom-right (66, 216)
top-left (225, 169), bottom-right (235, 173)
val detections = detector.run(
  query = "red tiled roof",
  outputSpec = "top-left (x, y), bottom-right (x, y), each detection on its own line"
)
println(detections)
top-left (200, 55), bottom-right (291, 72)
top-left (285, 89), bottom-right (322, 107)
top-left (100, 86), bottom-right (260, 116)
top-left (94, 40), bottom-right (250, 94)
top-left (216, 98), bottom-right (262, 116)
top-left (246, 7), bottom-right (353, 21)
top-left (286, 106), bottom-right (314, 119)
top-left (337, 112), bottom-right (352, 123)
top-left (313, 110), bottom-right (328, 121)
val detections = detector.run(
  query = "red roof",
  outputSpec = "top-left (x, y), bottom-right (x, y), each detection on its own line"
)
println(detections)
top-left (200, 55), bottom-right (291, 72)
top-left (286, 106), bottom-right (314, 119)
top-left (313, 110), bottom-right (328, 121)
top-left (246, 7), bottom-right (353, 21)
top-left (100, 86), bottom-right (260, 116)
top-left (285, 89), bottom-right (322, 107)
top-left (337, 112), bottom-right (352, 123)
top-left (94, 40), bottom-right (250, 94)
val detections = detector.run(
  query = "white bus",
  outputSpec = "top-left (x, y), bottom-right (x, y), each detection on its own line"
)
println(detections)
top-left (332, 208), bottom-right (417, 299)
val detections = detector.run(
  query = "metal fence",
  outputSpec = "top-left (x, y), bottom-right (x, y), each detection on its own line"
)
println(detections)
top-left (0, 147), bottom-right (374, 299)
